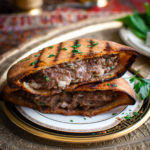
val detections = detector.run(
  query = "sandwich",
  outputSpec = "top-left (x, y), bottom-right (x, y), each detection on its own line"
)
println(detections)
top-left (2, 39), bottom-right (138, 116)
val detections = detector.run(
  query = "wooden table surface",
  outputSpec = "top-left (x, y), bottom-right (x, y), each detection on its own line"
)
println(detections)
top-left (0, 16), bottom-right (150, 150)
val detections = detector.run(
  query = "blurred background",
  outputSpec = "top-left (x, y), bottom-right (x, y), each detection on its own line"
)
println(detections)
top-left (0, 0), bottom-right (150, 55)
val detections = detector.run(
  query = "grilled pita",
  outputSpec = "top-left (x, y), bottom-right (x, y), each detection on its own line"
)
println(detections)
top-left (2, 78), bottom-right (135, 117)
top-left (7, 39), bottom-right (138, 96)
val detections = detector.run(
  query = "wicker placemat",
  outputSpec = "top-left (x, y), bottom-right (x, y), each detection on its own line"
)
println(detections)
top-left (0, 16), bottom-right (150, 150)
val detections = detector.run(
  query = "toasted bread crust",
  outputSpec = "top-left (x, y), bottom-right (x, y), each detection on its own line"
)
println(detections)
top-left (2, 94), bottom-right (134, 116)
top-left (2, 78), bottom-right (135, 116)
top-left (66, 78), bottom-right (135, 99)
top-left (7, 39), bottom-right (138, 89)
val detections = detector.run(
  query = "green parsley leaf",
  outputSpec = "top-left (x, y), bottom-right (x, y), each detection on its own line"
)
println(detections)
top-left (34, 54), bottom-right (41, 57)
top-left (129, 73), bottom-right (150, 100)
top-left (76, 44), bottom-right (81, 47)
top-left (72, 49), bottom-right (82, 54)
top-left (88, 41), bottom-right (98, 48)
top-left (92, 42), bottom-right (98, 46)
top-left (48, 54), bottom-right (56, 58)
top-left (30, 60), bottom-right (38, 66)
top-left (70, 120), bottom-right (74, 122)
top-left (49, 46), bottom-right (54, 48)
top-left (61, 47), bottom-right (68, 50)
top-left (88, 45), bottom-right (92, 48)
top-left (130, 77), bottom-right (136, 83)
top-left (110, 66), bottom-right (114, 70)
top-left (72, 44), bottom-right (80, 48)
top-left (107, 83), bottom-right (110, 86)
top-left (133, 112), bottom-right (138, 116)
top-left (44, 76), bottom-right (50, 82)
top-left (83, 117), bottom-right (86, 120)
top-left (124, 115), bottom-right (131, 120)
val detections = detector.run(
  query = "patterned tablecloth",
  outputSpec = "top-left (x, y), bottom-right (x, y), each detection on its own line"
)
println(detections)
top-left (0, 0), bottom-right (149, 55)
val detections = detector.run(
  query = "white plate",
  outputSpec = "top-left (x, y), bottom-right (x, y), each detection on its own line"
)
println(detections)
top-left (119, 27), bottom-right (150, 57)
top-left (16, 71), bottom-right (143, 133)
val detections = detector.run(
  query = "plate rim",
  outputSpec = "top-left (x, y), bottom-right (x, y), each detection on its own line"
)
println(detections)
top-left (119, 27), bottom-right (150, 57)
top-left (16, 105), bottom-right (127, 133)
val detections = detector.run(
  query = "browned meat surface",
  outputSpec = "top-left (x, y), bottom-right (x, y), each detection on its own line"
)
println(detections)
top-left (22, 54), bottom-right (119, 91)
top-left (14, 90), bottom-right (120, 116)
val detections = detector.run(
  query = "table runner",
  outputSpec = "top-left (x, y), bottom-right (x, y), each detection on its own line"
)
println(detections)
top-left (0, 0), bottom-right (149, 55)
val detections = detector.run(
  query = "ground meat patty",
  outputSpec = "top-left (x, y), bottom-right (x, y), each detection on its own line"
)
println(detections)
top-left (14, 90), bottom-right (120, 116)
top-left (22, 54), bottom-right (119, 91)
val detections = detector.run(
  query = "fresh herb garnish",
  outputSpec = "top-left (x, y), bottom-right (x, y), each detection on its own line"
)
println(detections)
top-left (129, 73), bottom-right (150, 100)
top-left (133, 112), bottom-right (139, 116)
top-left (72, 49), bottom-right (82, 54)
top-left (48, 54), bottom-right (56, 58)
top-left (49, 46), bottom-right (54, 48)
top-left (114, 84), bottom-right (118, 87)
top-left (88, 45), bottom-right (92, 48)
top-left (34, 54), bottom-right (41, 57)
top-left (70, 120), bottom-right (74, 122)
top-left (110, 66), bottom-right (114, 70)
top-left (88, 41), bottom-right (98, 48)
top-left (21, 58), bottom-right (30, 62)
top-left (92, 42), bottom-right (98, 46)
top-left (124, 115), bottom-right (131, 120)
top-left (107, 83), bottom-right (110, 86)
top-left (61, 47), bottom-right (68, 50)
top-left (30, 60), bottom-right (38, 66)
top-left (83, 117), bottom-right (86, 120)
top-left (44, 76), bottom-right (50, 82)
top-left (116, 3), bottom-right (150, 41)
top-left (72, 44), bottom-right (80, 48)
top-left (40, 102), bottom-right (45, 106)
